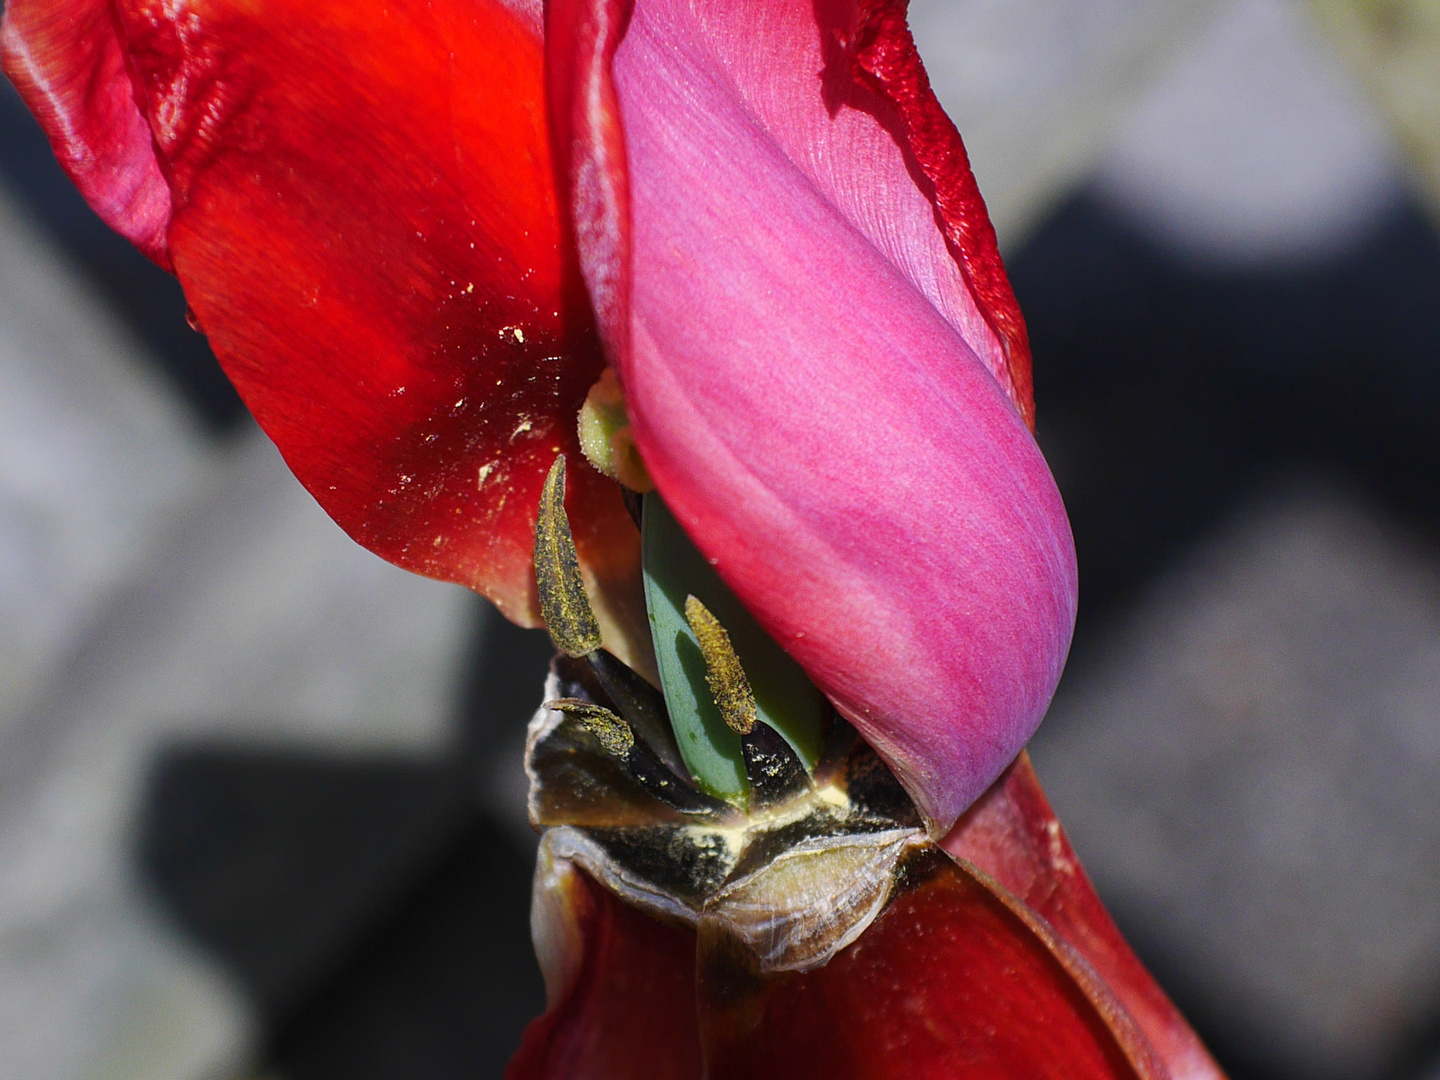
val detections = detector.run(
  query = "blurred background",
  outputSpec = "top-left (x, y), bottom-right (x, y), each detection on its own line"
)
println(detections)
top-left (1, 0), bottom-right (1438, 1076)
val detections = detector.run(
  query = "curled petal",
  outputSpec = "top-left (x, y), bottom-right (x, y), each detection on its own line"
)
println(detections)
top-left (550, 0), bottom-right (1078, 833)
top-left (945, 755), bottom-right (1227, 1080)
top-left (2, 0), bottom-right (644, 647)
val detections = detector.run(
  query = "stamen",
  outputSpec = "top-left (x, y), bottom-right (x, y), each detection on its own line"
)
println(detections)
top-left (534, 456), bottom-right (602, 657)
top-left (684, 595), bottom-right (757, 735)
top-left (642, 495), bottom-right (826, 800)
top-left (585, 648), bottom-right (687, 778)
top-left (547, 698), bottom-right (634, 757)
top-left (547, 697), bottom-right (734, 818)
top-left (680, 595), bottom-right (809, 806)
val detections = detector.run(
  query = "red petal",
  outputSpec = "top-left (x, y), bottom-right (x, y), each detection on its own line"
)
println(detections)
top-left (698, 847), bottom-right (1157, 1080)
top-left (945, 755), bottom-right (1226, 1080)
top-left (1, 0), bottom-right (173, 267)
top-left (507, 866), bottom-right (702, 1080)
top-left (5, 0), bottom-right (641, 633)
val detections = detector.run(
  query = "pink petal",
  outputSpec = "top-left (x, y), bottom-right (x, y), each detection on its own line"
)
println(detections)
top-left (550, 0), bottom-right (1077, 834)
top-left (2, 0), bottom-right (173, 267)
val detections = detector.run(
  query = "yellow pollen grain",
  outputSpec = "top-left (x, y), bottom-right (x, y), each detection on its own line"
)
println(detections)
top-left (684, 595), bottom-right (757, 735)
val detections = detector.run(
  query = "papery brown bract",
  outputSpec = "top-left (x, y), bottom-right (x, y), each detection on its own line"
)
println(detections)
top-left (508, 841), bottom-right (1162, 1080)
top-left (1, 0), bottom-right (644, 648)
top-left (697, 846), bottom-right (1156, 1080)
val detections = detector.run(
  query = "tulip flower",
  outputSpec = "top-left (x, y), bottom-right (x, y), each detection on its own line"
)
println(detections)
top-left (3, 0), bottom-right (1224, 1076)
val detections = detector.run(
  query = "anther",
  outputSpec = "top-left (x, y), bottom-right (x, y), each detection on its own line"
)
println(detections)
top-left (547, 698), bottom-right (634, 757)
top-left (534, 456), bottom-right (602, 657)
top-left (684, 594), bottom-right (756, 735)
top-left (547, 697), bottom-right (733, 818)
top-left (585, 648), bottom-right (687, 778)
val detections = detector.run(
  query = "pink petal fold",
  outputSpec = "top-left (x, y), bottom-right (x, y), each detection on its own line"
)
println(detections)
top-left (1, 0), bottom-right (173, 267)
top-left (550, 0), bottom-right (1078, 834)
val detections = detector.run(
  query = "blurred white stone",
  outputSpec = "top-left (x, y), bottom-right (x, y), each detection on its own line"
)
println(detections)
top-left (48, 427), bottom-right (480, 757)
top-left (1033, 484), bottom-right (1440, 1080)
top-left (911, 0), bottom-right (1224, 249)
top-left (0, 425), bottom-right (477, 1080)
top-left (1092, 0), bottom-right (1405, 267)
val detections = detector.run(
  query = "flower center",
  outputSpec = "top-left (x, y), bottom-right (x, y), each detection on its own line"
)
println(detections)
top-left (529, 456), bottom-right (925, 974)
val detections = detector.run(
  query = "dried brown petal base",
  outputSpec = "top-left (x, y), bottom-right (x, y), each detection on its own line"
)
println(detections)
top-left (698, 844), bottom-right (1158, 1080)
top-left (510, 836), bottom-right (1174, 1080)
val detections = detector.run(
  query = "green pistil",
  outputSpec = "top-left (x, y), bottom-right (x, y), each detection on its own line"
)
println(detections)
top-left (641, 495), bottom-right (825, 804)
